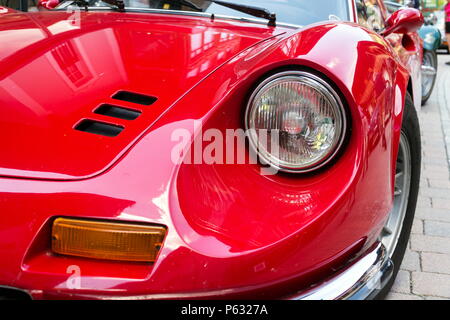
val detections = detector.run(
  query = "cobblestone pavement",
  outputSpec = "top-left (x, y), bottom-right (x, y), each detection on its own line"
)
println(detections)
top-left (386, 54), bottom-right (450, 300)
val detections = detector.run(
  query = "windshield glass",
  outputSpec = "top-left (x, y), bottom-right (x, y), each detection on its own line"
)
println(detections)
top-left (85, 0), bottom-right (350, 26)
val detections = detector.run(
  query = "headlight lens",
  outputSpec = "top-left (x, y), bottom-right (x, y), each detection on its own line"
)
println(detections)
top-left (246, 71), bottom-right (347, 173)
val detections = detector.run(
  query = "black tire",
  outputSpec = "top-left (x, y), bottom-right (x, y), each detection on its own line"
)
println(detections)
top-left (376, 92), bottom-right (421, 300)
top-left (421, 50), bottom-right (438, 105)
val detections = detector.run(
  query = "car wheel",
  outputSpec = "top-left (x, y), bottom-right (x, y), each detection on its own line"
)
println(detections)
top-left (421, 50), bottom-right (438, 105)
top-left (376, 92), bottom-right (421, 299)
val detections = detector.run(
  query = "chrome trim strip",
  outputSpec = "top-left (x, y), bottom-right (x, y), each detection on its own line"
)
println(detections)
top-left (288, 243), bottom-right (393, 300)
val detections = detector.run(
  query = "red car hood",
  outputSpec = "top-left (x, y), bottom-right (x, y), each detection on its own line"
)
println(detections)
top-left (0, 10), bottom-right (284, 180)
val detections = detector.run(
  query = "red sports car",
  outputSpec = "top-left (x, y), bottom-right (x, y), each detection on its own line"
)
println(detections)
top-left (0, 0), bottom-right (423, 300)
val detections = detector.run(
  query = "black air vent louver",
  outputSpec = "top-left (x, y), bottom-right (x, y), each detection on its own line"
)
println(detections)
top-left (94, 104), bottom-right (142, 120)
top-left (75, 119), bottom-right (124, 137)
top-left (112, 91), bottom-right (157, 106)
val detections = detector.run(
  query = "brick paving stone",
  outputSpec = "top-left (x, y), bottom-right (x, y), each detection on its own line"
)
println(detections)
top-left (423, 169), bottom-right (449, 180)
top-left (400, 250), bottom-right (421, 272)
top-left (410, 234), bottom-right (450, 254)
top-left (411, 219), bottom-right (423, 234)
top-left (412, 272), bottom-right (450, 298)
top-left (423, 165), bottom-right (450, 174)
top-left (424, 221), bottom-right (450, 238)
top-left (385, 292), bottom-right (424, 300)
top-left (391, 270), bottom-right (411, 294)
top-left (417, 196), bottom-right (432, 208)
top-left (423, 157), bottom-right (449, 166)
top-left (432, 198), bottom-right (450, 210)
top-left (415, 207), bottom-right (450, 223)
top-left (419, 188), bottom-right (450, 198)
top-left (424, 296), bottom-right (448, 300)
top-left (422, 252), bottom-right (450, 275)
top-left (428, 179), bottom-right (450, 189)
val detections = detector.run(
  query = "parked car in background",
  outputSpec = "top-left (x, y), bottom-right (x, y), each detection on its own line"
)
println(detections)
top-left (385, 1), bottom-right (440, 105)
top-left (0, 0), bottom-right (423, 300)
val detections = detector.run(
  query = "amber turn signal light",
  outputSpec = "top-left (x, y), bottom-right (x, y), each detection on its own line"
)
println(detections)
top-left (51, 218), bottom-right (167, 262)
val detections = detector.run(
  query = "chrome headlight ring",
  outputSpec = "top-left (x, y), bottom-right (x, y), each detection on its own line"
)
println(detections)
top-left (245, 71), bottom-right (348, 173)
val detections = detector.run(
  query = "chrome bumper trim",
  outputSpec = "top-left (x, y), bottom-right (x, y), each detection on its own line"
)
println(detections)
top-left (288, 243), bottom-right (393, 300)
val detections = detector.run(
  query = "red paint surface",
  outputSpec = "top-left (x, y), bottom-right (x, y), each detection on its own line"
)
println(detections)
top-left (0, 11), bottom-right (284, 179)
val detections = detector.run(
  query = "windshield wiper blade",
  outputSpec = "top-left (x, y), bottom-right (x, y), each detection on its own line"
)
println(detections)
top-left (208, 0), bottom-right (276, 26)
top-left (166, 0), bottom-right (276, 26)
top-left (70, 0), bottom-right (277, 26)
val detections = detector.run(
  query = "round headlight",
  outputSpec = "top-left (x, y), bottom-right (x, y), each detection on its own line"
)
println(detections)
top-left (245, 71), bottom-right (347, 173)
